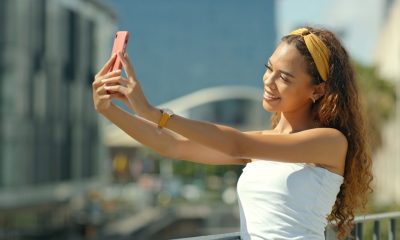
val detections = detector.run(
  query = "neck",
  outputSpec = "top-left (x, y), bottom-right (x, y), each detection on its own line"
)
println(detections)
top-left (274, 106), bottom-right (320, 134)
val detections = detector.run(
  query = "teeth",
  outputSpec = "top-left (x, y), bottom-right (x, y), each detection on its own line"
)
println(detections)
top-left (264, 92), bottom-right (280, 99)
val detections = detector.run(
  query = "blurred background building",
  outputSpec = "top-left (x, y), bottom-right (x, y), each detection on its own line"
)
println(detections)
top-left (0, 0), bottom-right (116, 238)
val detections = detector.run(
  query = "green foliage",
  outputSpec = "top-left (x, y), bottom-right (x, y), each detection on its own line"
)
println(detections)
top-left (173, 160), bottom-right (242, 179)
top-left (354, 62), bottom-right (397, 152)
top-left (138, 147), bottom-right (243, 178)
top-left (353, 63), bottom-right (399, 238)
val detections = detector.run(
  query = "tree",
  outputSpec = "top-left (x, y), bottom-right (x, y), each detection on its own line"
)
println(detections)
top-left (354, 62), bottom-right (397, 152)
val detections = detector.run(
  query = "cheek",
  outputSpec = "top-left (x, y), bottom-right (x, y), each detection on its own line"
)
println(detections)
top-left (275, 81), bottom-right (291, 96)
top-left (278, 84), bottom-right (311, 108)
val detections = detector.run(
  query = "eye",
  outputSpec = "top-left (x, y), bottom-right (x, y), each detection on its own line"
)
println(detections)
top-left (280, 74), bottom-right (291, 83)
top-left (264, 64), bottom-right (272, 72)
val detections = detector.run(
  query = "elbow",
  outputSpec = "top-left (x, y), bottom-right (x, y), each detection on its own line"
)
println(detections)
top-left (226, 131), bottom-right (246, 158)
top-left (228, 139), bottom-right (242, 159)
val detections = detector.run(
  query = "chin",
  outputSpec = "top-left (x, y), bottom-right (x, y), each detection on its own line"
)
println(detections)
top-left (262, 99), bottom-right (279, 112)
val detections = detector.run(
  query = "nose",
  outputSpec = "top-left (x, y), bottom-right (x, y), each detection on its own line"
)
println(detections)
top-left (263, 71), bottom-right (276, 89)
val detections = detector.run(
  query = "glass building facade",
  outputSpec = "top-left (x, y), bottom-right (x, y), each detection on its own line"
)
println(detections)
top-left (0, 0), bottom-right (116, 236)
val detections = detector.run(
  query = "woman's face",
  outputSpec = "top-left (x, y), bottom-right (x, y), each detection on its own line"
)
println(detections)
top-left (262, 41), bottom-right (315, 113)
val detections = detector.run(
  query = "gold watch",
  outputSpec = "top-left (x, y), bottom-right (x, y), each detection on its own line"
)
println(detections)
top-left (157, 108), bottom-right (174, 129)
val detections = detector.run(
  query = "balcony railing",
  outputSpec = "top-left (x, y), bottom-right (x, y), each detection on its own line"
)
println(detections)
top-left (174, 211), bottom-right (400, 240)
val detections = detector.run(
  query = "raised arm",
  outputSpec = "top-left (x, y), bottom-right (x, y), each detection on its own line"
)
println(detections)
top-left (92, 54), bottom-right (249, 165)
top-left (99, 103), bottom-right (249, 165)
top-left (142, 108), bottom-right (347, 167)
top-left (102, 52), bottom-right (347, 173)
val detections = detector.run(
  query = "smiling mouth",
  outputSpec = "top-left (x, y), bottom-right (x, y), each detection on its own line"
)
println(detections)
top-left (263, 91), bottom-right (281, 101)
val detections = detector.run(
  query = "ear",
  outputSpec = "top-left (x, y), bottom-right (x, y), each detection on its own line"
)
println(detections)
top-left (312, 82), bottom-right (326, 101)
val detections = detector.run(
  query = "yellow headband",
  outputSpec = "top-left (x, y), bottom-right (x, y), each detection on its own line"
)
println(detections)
top-left (290, 28), bottom-right (330, 81)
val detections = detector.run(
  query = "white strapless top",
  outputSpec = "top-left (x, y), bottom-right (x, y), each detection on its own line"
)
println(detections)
top-left (237, 160), bottom-right (343, 240)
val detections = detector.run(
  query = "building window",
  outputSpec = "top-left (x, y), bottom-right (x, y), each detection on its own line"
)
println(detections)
top-left (0, 0), bottom-right (6, 44)
top-left (64, 9), bottom-right (79, 81)
top-left (60, 123), bottom-right (72, 180)
top-left (29, 0), bottom-right (47, 121)
top-left (33, 0), bottom-right (46, 74)
top-left (0, 0), bottom-right (7, 187)
top-left (87, 20), bottom-right (96, 87)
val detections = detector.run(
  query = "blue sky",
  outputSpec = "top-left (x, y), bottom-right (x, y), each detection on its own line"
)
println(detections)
top-left (101, 0), bottom-right (388, 105)
top-left (103, 0), bottom-right (277, 105)
top-left (277, 0), bottom-right (386, 65)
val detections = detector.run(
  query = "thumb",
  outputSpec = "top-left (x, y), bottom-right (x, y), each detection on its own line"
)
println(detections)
top-left (119, 52), bottom-right (137, 80)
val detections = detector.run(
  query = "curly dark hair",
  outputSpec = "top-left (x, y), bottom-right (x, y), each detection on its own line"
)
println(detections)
top-left (270, 26), bottom-right (373, 239)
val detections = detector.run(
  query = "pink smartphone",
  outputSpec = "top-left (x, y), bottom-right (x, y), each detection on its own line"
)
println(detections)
top-left (109, 31), bottom-right (129, 72)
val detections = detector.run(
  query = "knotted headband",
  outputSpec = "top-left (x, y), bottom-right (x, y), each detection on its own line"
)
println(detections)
top-left (290, 28), bottom-right (330, 81)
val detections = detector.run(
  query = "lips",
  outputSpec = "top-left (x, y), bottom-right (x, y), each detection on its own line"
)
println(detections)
top-left (263, 91), bottom-right (281, 101)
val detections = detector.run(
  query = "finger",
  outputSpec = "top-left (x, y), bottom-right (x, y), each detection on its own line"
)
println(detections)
top-left (92, 79), bottom-right (103, 89)
top-left (93, 70), bottom-right (121, 89)
top-left (96, 69), bottom-right (122, 82)
top-left (97, 84), bottom-right (117, 96)
top-left (109, 93), bottom-right (126, 101)
top-left (96, 53), bottom-right (117, 77)
top-left (99, 94), bottom-right (112, 100)
top-left (109, 92), bottom-right (123, 97)
top-left (101, 76), bottom-right (128, 86)
top-left (96, 85), bottom-right (108, 95)
top-left (102, 69), bottom-right (122, 79)
top-left (104, 84), bottom-right (128, 95)
top-left (118, 52), bottom-right (136, 79)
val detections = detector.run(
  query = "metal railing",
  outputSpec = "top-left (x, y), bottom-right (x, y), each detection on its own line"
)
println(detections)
top-left (345, 211), bottom-right (400, 240)
top-left (173, 232), bottom-right (240, 240)
top-left (175, 211), bottom-right (400, 240)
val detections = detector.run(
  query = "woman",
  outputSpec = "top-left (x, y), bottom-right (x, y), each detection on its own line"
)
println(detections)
top-left (92, 27), bottom-right (373, 239)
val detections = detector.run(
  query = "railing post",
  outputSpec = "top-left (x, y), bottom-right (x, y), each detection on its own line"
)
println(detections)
top-left (325, 225), bottom-right (337, 240)
top-left (389, 219), bottom-right (396, 240)
top-left (372, 220), bottom-right (380, 240)
top-left (355, 222), bottom-right (363, 240)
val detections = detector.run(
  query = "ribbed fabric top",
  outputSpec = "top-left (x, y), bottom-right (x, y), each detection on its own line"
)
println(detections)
top-left (237, 160), bottom-right (343, 240)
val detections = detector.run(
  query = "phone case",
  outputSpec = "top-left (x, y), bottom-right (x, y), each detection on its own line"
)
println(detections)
top-left (110, 31), bottom-right (129, 72)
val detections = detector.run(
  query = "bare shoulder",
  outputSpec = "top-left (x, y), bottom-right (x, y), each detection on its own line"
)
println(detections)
top-left (298, 128), bottom-right (348, 175)
top-left (243, 127), bottom-right (348, 175)
top-left (294, 128), bottom-right (349, 156)
top-left (247, 128), bottom-right (347, 143)
top-left (301, 127), bottom-right (348, 146)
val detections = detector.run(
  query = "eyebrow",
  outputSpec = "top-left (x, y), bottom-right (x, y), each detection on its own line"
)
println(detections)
top-left (268, 60), bottom-right (296, 78)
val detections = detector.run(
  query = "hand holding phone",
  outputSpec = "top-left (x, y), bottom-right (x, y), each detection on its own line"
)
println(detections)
top-left (107, 31), bottom-right (129, 94)
top-left (110, 31), bottom-right (129, 72)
